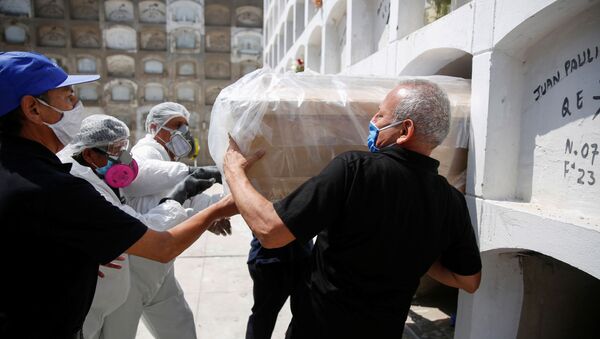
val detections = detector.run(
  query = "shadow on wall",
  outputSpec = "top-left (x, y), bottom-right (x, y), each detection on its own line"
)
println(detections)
top-left (399, 48), bottom-right (472, 79)
top-left (516, 252), bottom-right (600, 339)
top-left (470, 248), bottom-right (600, 338)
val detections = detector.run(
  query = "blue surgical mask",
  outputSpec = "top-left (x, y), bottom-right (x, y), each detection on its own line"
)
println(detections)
top-left (367, 120), bottom-right (404, 152)
top-left (95, 159), bottom-right (115, 176)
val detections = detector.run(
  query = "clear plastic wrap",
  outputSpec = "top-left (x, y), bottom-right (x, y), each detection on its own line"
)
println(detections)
top-left (209, 69), bottom-right (471, 201)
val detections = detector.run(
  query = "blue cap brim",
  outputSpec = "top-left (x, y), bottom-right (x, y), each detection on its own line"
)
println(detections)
top-left (57, 74), bottom-right (100, 88)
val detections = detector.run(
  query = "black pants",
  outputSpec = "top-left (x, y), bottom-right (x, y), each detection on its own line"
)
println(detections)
top-left (245, 259), bottom-right (310, 339)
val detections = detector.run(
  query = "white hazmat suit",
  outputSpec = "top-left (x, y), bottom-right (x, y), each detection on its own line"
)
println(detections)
top-left (103, 135), bottom-right (221, 339)
top-left (56, 114), bottom-right (190, 339)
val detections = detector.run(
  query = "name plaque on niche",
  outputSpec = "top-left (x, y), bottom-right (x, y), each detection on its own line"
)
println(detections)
top-left (521, 12), bottom-right (599, 220)
top-left (563, 138), bottom-right (598, 186)
top-left (532, 45), bottom-right (599, 103)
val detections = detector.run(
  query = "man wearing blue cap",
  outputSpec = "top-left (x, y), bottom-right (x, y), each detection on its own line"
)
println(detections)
top-left (0, 51), bottom-right (240, 338)
top-left (0, 52), bottom-right (99, 151)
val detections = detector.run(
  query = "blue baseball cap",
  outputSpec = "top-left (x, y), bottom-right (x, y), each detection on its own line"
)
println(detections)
top-left (0, 51), bottom-right (100, 117)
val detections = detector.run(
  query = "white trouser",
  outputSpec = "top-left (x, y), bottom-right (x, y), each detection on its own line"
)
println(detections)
top-left (101, 256), bottom-right (196, 339)
top-left (83, 256), bottom-right (130, 339)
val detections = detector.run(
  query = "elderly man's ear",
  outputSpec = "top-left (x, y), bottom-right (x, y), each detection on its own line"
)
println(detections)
top-left (396, 119), bottom-right (414, 145)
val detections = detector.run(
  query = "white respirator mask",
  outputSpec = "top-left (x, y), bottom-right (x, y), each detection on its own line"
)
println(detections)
top-left (162, 125), bottom-right (193, 160)
top-left (38, 99), bottom-right (85, 146)
top-left (153, 122), bottom-right (193, 160)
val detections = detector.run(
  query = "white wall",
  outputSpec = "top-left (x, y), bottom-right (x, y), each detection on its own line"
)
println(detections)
top-left (455, 250), bottom-right (524, 339)
top-left (518, 8), bottom-right (600, 223)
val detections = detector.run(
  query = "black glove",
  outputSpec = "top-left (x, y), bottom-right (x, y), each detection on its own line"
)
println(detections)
top-left (188, 165), bottom-right (222, 184)
top-left (161, 176), bottom-right (216, 204)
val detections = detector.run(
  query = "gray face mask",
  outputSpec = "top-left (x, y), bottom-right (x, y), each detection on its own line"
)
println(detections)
top-left (161, 125), bottom-right (193, 160)
top-left (38, 99), bottom-right (85, 146)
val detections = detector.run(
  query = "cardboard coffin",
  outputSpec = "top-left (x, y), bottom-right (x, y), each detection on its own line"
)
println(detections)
top-left (209, 71), bottom-right (471, 201)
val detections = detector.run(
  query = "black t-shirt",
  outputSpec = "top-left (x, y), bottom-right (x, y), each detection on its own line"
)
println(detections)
top-left (0, 136), bottom-right (148, 338)
top-left (274, 146), bottom-right (482, 338)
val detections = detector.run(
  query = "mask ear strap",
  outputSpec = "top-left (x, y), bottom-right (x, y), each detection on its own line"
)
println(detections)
top-left (150, 123), bottom-right (160, 136)
top-left (85, 155), bottom-right (98, 169)
top-left (155, 134), bottom-right (169, 146)
top-left (90, 160), bottom-right (102, 171)
top-left (151, 121), bottom-right (170, 136)
top-left (82, 149), bottom-right (100, 169)
top-left (399, 120), bottom-right (408, 136)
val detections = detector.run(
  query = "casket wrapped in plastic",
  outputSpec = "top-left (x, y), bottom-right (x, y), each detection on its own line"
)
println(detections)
top-left (208, 69), bottom-right (470, 201)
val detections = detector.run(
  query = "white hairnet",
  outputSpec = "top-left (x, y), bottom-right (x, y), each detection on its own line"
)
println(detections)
top-left (145, 102), bottom-right (190, 133)
top-left (69, 114), bottom-right (130, 154)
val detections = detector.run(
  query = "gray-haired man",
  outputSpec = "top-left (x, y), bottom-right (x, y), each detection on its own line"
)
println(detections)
top-left (223, 79), bottom-right (482, 338)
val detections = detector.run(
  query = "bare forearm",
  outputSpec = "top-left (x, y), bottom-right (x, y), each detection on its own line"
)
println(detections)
top-left (127, 201), bottom-right (229, 262)
top-left (225, 168), bottom-right (293, 248)
top-left (427, 259), bottom-right (481, 293)
top-left (163, 204), bottom-right (224, 258)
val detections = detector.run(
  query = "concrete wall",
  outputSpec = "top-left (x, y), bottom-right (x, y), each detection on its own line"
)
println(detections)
top-left (518, 7), bottom-right (600, 221)
top-left (455, 250), bottom-right (524, 339)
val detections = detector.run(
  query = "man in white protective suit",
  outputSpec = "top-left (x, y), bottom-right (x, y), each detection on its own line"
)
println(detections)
top-left (103, 102), bottom-right (228, 339)
top-left (57, 114), bottom-right (217, 339)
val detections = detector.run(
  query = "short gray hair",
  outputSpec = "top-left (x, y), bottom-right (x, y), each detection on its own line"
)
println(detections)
top-left (392, 79), bottom-right (450, 147)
